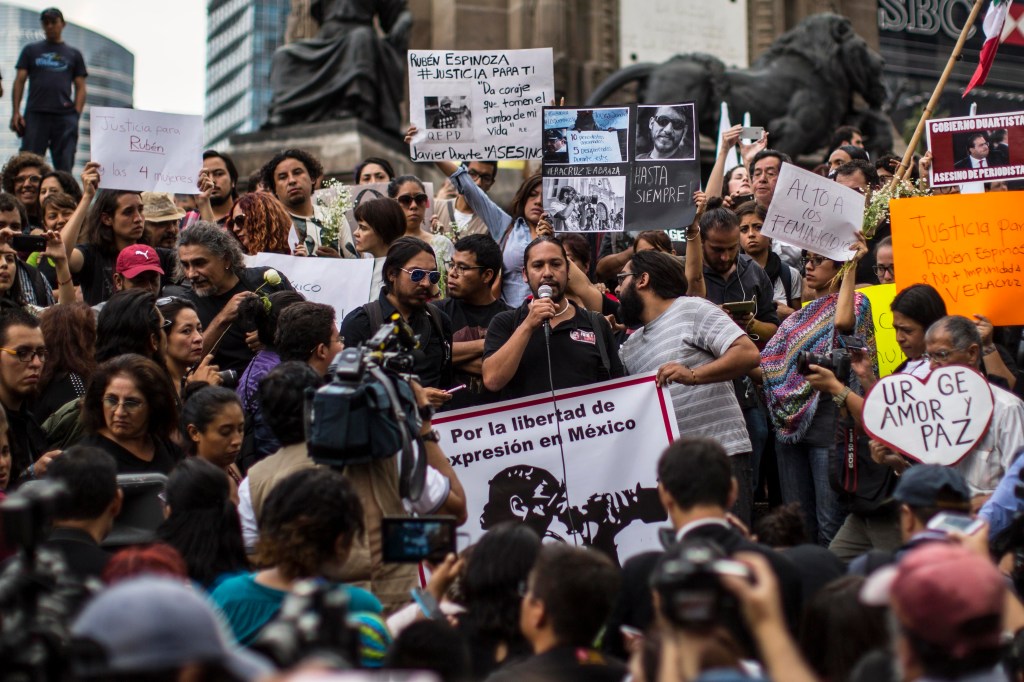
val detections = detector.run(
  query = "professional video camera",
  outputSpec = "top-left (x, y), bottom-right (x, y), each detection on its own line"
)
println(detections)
top-left (0, 480), bottom-right (95, 682)
top-left (306, 313), bottom-right (426, 500)
top-left (649, 539), bottom-right (749, 631)
top-left (251, 579), bottom-right (361, 670)
top-left (796, 334), bottom-right (866, 378)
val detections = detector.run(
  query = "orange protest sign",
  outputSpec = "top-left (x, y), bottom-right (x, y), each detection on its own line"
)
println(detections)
top-left (889, 192), bottom-right (1024, 325)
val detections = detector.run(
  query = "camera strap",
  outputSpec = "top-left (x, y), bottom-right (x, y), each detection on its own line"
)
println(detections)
top-left (367, 365), bottom-right (426, 502)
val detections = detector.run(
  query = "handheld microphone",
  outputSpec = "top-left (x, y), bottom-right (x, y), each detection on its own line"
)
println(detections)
top-left (538, 285), bottom-right (553, 340)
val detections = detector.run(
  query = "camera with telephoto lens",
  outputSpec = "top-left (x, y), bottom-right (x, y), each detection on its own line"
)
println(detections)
top-left (650, 539), bottom-right (749, 630)
top-left (796, 335), bottom-right (865, 378)
top-left (251, 579), bottom-right (360, 669)
top-left (305, 313), bottom-right (426, 500)
top-left (217, 369), bottom-right (238, 389)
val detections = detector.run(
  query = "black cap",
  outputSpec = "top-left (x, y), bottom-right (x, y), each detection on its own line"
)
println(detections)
top-left (41, 7), bottom-right (64, 21)
top-left (544, 128), bottom-right (565, 140)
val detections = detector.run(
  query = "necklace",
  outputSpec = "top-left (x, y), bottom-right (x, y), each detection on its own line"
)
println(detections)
top-left (551, 301), bottom-right (572, 318)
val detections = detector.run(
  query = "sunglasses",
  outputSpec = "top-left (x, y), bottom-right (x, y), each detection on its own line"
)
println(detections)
top-left (231, 214), bottom-right (246, 230)
top-left (397, 194), bottom-right (429, 208)
top-left (654, 116), bottom-right (686, 131)
top-left (401, 267), bottom-right (441, 284)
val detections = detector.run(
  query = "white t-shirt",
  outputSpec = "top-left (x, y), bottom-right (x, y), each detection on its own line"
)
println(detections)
top-left (771, 265), bottom-right (802, 304)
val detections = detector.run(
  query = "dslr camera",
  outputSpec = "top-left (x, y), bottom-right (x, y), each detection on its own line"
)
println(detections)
top-left (650, 538), bottom-right (749, 631)
top-left (796, 334), bottom-right (866, 378)
top-left (305, 313), bottom-right (426, 500)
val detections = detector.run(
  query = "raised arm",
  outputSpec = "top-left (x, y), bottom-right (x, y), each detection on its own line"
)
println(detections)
top-left (835, 231), bottom-right (868, 333)
top-left (42, 230), bottom-right (75, 304)
top-left (61, 162), bottom-right (100, 274)
top-left (705, 125), bottom-right (741, 199)
top-left (684, 193), bottom-right (706, 298)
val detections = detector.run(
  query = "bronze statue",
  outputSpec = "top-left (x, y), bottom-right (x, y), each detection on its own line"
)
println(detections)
top-left (587, 14), bottom-right (892, 159)
top-left (266, 0), bottom-right (411, 133)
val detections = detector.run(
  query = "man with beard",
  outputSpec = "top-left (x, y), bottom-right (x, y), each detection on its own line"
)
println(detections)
top-left (178, 222), bottom-right (294, 372)
top-left (261, 148), bottom-right (355, 258)
top-left (483, 236), bottom-right (624, 400)
top-left (141, 192), bottom-right (184, 250)
top-left (197, 150), bottom-right (238, 226)
top-left (636, 105), bottom-right (693, 160)
top-left (340, 237), bottom-right (454, 404)
top-left (616, 250), bottom-right (760, 523)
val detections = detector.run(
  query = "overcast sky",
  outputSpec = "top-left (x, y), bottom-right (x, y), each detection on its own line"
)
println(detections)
top-left (9, 0), bottom-right (207, 115)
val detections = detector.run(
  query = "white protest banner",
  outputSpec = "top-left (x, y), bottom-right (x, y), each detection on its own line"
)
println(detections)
top-left (408, 48), bottom-right (554, 161)
top-left (432, 373), bottom-right (678, 564)
top-left (761, 163), bottom-right (864, 261)
top-left (246, 253), bottom-right (374, 322)
top-left (90, 107), bottom-right (203, 194)
top-left (861, 366), bottom-right (995, 466)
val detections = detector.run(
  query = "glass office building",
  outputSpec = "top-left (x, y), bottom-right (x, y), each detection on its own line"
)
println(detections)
top-left (0, 3), bottom-right (134, 175)
top-left (205, 0), bottom-right (290, 148)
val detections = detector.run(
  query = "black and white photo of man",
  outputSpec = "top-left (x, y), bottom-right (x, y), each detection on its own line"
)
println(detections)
top-left (543, 128), bottom-right (569, 163)
top-left (427, 95), bottom-right (471, 129)
top-left (636, 104), bottom-right (695, 161)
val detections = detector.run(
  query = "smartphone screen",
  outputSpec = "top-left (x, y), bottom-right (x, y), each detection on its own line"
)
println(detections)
top-left (381, 516), bottom-right (457, 563)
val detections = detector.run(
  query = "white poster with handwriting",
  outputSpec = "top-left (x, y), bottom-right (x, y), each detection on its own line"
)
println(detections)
top-left (761, 163), bottom-right (865, 262)
top-left (408, 48), bottom-right (554, 162)
top-left (90, 107), bottom-right (203, 194)
top-left (246, 253), bottom-right (375, 323)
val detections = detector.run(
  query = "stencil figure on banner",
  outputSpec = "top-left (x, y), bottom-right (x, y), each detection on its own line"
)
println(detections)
top-left (482, 236), bottom-right (624, 401)
top-left (407, 48), bottom-right (554, 162)
top-left (889, 191), bottom-right (1024, 327)
top-left (178, 222), bottom-right (295, 373)
top-left (616, 249), bottom-right (761, 525)
top-left (431, 370), bottom-right (677, 565)
top-left (260, 148), bottom-right (356, 259)
top-left (60, 162), bottom-right (177, 306)
top-left (405, 124), bottom-right (549, 306)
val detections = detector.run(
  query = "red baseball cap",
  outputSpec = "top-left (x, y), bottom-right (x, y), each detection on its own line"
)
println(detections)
top-left (862, 543), bottom-right (1004, 656)
top-left (116, 245), bottom-right (164, 279)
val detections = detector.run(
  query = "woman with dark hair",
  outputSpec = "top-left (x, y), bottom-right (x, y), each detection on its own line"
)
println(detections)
top-left (353, 198), bottom-right (407, 295)
top-left (39, 169), bottom-right (82, 207)
top-left (799, 575), bottom-right (888, 681)
top-left (388, 174), bottom-right (454, 296)
top-left (34, 302), bottom-right (96, 423)
top-left (0, 226), bottom-right (73, 311)
top-left (156, 457), bottom-right (248, 589)
top-left (156, 296), bottom-right (222, 397)
top-left (226, 192), bottom-right (293, 255)
top-left (634, 230), bottom-right (674, 254)
top-left (79, 354), bottom-right (183, 474)
top-left (180, 386), bottom-right (245, 489)
top-left (211, 468), bottom-right (380, 645)
top-left (95, 289), bottom-right (168, 365)
top-left (355, 157), bottom-right (395, 185)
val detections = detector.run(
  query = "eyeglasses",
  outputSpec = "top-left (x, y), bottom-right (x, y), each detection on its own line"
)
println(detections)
top-left (14, 174), bottom-right (42, 186)
top-left (616, 272), bottom-right (636, 284)
top-left (653, 116), bottom-right (686, 131)
top-left (802, 255), bottom-right (829, 269)
top-left (445, 261), bottom-right (486, 276)
top-left (467, 169), bottom-right (495, 184)
top-left (401, 267), bottom-right (441, 284)
top-left (922, 349), bottom-right (963, 362)
top-left (0, 346), bottom-right (47, 363)
top-left (396, 193), bottom-right (429, 208)
top-left (231, 214), bottom-right (246, 230)
top-left (102, 395), bottom-right (146, 412)
top-left (872, 264), bottom-right (895, 277)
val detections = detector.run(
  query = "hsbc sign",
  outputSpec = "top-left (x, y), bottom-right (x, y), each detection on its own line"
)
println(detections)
top-left (878, 0), bottom-right (976, 41)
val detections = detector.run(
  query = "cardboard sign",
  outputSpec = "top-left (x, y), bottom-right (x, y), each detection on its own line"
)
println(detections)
top-left (859, 284), bottom-right (906, 377)
top-left (762, 163), bottom-right (864, 261)
top-left (246, 253), bottom-right (374, 322)
top-left (432, 373), bottom-right (678, 563)
top-left (926, 111), bottom-right (1024, 187)
top-left (408, 48), bottom-right (554, 161)
top-left (862, 365), bottom-right (995, 466)
top-left (90, 107), bottom-right (203, 193)
top-left (889, 192), bottom-right (1024, 325)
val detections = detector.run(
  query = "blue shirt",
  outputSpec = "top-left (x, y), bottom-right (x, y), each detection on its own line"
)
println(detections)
top-left (449, 166), bottom-right (533, 306)
top-left (979, 446), bottom-right (1024, 539)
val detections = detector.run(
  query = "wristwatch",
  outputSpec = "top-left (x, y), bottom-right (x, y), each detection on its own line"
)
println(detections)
top-left (420, 429), bottom-right (441, 443)
top-left (418, 404), bottom-right (435, 422)
top-left (832, 386), bottom-right (852, 407)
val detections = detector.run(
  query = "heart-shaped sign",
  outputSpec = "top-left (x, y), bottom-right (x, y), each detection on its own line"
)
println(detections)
top-left (861, 365), bottom-right (995, 466)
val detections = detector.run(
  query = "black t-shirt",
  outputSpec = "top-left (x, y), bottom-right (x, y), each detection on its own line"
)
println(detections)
top-left (186, 267), bottom-right (294, 373)
top-left (436, 297), bottom-right (510, 410)
top-left (74, 244), bottom-right (178, 306)
top-left (15, 40), bottom-right (87, 113)
top-left (339, 292), bottom-right (453, 389)
top-left (488, 647), bottom-right (627, 682)
top-left (6, 401), bottom-right (48, 487)
top-left (78, 433), bottom-right (181, 476)
top-left (483, 301), bottom-right (625, 401)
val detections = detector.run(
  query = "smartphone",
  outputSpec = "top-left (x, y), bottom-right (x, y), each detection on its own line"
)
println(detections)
top-left (732, 193), bottom-right (755, 205)
top-left (722, 300), bottom-right (756, 316)
top-left (741, 126), bottom-right (765, 141)
top-left (838, 334), bottom-right (868, 351)
top-left (11, 235), bottom-right (47, 252)
top-left (381, 516), bottom-right (457, 564)
top-left (926, 512), bottom-right (985, 536)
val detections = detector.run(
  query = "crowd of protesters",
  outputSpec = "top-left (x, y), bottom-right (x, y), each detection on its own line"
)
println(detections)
top-left (2, 7), bottom-right (1024, 681)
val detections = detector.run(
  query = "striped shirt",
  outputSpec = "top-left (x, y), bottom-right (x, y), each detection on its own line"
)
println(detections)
top-left (619, 296), bottom-right (751, 455)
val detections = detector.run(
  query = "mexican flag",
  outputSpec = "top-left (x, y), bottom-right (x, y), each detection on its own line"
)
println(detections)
top-left (964, 0), bottom-right (1014, 96)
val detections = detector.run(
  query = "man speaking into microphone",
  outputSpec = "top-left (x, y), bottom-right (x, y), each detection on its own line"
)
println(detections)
top-left (483, 236), bottom-right (624, 400)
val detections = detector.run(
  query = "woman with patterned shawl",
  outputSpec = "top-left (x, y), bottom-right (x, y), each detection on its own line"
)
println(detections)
top-left (760, 232), bottom-right (876, 546)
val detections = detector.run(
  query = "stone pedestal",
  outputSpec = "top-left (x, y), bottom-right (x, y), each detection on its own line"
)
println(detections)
top-left (226, 118), bottom-right (446, 190)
